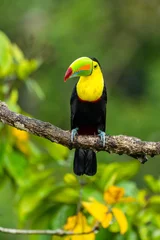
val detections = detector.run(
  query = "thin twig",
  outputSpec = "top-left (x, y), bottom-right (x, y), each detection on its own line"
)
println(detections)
top-left (0, 226), bottom-right (98, 236)
top-left (0, 101), bottom-right (159, 161)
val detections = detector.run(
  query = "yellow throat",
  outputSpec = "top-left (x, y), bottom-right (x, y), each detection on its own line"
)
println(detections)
top-left (76, 62), bottom-right (104, 102)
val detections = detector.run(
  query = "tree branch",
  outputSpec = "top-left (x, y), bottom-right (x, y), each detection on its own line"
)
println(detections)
top-left (0, 101), bottom-right (159, 162)
top-left (0, 226), bottom-right (98, 236)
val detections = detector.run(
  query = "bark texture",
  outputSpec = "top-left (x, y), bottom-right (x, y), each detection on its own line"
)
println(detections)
top-left (0, 101), bottom-right (159, 163)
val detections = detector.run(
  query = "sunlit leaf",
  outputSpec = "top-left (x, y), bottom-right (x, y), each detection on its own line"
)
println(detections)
top-left (112, 207), bottom-right (128, 234)
top-left (0, 31), bottom-right (12, 77)
top-left (104, 186), bottom-right (124, 204)
top-left (11, 43), bottom-right (24, 63)
top-left (45, 142), bottom-right (69, 160)
top-left (52, 187), bottom-right (79, 204)
top-left (138, 189), bottom-right (148, 207)
top-left (11, 127), bottom-right (30, 155)
top-left (64, 212), bottom-right (95, 240)
top-left (149, 195), bottom-right (160, 205)
top-left (64, 173), bottom-right (78, 185)
top-left (98, 161), bottom-right (139, 190)
top-left (82, 199), bottom-right (112, 228)
top-left (16, 59), bottom-right (41, 79)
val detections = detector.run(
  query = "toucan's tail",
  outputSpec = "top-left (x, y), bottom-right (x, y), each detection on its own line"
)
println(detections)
top-left (73, 149), bottom-right (97, 176)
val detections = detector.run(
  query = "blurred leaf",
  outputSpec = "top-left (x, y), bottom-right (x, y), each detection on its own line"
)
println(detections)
top-left (12, 43), bottom-right (24, 63)
top-left (18, 176), bottom-right (54, 222)
top-left (0, 31), bottom-right (12, 77)
top-left (137, 209), bottom-right (153, 225)
top-left (117, 181), bottom-right (138, 198)
top-left (4, 152), bottom-right (28, 186)
top-left (51, 186), bottom-right (79, 204)
top-left (144, 175), bottom-right (160, 193)
top-left (6, 89), bottom-right (20, 112)
top-left (25, 78), bottom-right (45, 100)
top-left (18, 168), bottom-right (54, 191)
top-left (0, 138), bottom-right (6, 176)
top-left (126, 230), bottom-right (138, 240)
top-left (112, 207), bottom-right (128, 235)
top-left (138, 225), bottom-right (150, 240)
top-left (64, 212), bottom-right (95, 240)
top-left (45, 142), bottom-right (69, 160)
top-left (98, 161), bottom-right (139, 190)
top-left (149, 195), bottom-right (160, 205)
top-left (82, 186), bottom-right (103, 202)
top-left (104, 185), bottom-right (125, 204)
top-left (16, 59), bottom-right (41, 79)
top-left (51, 205), bottom-right (76, 229)
top-left (64, 173), bottom-right (78, 185)
top-left (138, 189), bottom-right (148, 207)
top-left (10, 88), bottom-right (18, 104)
top-left (82, 199), bottom-right (112, 228)
top-left (152, 229), bottom-right (160, 240)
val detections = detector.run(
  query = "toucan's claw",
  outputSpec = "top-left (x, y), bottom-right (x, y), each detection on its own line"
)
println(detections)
top-left (71, 128), bottom-right (79, 142)
top-left (98, 130), bottom-right (106, 147)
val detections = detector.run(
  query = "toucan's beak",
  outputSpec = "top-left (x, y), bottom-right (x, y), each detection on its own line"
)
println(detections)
top-left (64, 57), bottom-right (93, 82)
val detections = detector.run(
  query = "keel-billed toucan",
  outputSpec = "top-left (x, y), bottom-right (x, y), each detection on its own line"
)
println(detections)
top-left (64, 57), bottom-right (107, 176)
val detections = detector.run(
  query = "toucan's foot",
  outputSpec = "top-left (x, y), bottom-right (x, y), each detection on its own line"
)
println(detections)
top-left (71, 128), bottom-right (79, 142)
top-left (98, 130), bottom-right (106, 147)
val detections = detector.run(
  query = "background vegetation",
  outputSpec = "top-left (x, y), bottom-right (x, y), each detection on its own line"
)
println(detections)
top-left (0, 1), bottom-right (160, 239)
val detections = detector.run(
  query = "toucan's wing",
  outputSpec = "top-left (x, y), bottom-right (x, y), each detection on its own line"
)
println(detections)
top-left (98, 83), bottom-right (107, 131)
top-left (70, 84), bottom-right (78, 130)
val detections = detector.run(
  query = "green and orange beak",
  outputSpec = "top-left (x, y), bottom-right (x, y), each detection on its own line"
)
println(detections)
top-left (64, 57), bottom-right (93, 82)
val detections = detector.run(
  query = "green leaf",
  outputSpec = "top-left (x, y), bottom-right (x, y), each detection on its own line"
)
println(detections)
top-left (16, 59), bottom-right (31, 79)
top-left (18, 177), bottom-right (54, 222)
top-left (51, 204), bottom-right (76, 229)
top-left (11, 43), bottom-right (24, 63)
top-left (98, 161), bottom-right (139, 190)
top-left (152, 229), bottom-right (160, 240)
top-left (144, 175), bottom-right (160, 193)
top-left (25, 78), bottom-right (45, 100)
top-left (118, 181), bottom-right (138, 197)
top-left (4, 152), bottom-right (28, 186)
top-left (82, 186), bottom-right (104, 202)
top-left (0, 138), bottom-right (6, 176)
top-left (50, 186), bottom-right (79, 204)
top-left (126, 230), bottom-right (138, 240)
top-left (149, 195), bottom-right (160, 205)
top-left (0, 31), bottom-right (12, 77)
top-left (16, 59), bottom-right (41, 79)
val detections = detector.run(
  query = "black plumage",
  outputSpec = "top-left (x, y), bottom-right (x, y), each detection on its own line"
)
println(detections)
top-left (70, 75), bottom-right (107, 176)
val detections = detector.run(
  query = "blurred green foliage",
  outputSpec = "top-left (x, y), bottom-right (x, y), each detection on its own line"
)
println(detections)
top-left (0, 1), bottom-right (160, 239)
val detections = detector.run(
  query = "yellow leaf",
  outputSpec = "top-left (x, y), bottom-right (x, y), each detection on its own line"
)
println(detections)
top-left (12, 128), bottom-right (29, 141)
top-left (64, 212), bottom-right (95, 240)
top-left (82, 199), bottom-right (112, 228)
top-left (104, 186), bottom-right (125, 204)
top-left (11, 128), bottom-right (29, 154)
top-left (112, 207), bottom-right (128, 234)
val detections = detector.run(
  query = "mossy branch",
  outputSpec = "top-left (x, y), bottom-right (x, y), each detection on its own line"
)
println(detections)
top-left (0, 101), bottom-right (159, 163)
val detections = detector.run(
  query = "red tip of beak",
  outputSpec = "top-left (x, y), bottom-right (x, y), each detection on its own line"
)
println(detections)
top-left (64, 67), bottom-right (73, 82)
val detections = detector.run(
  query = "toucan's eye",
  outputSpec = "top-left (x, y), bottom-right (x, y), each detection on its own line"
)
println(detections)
top-left (94, 65), bottom-right (98, 69)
